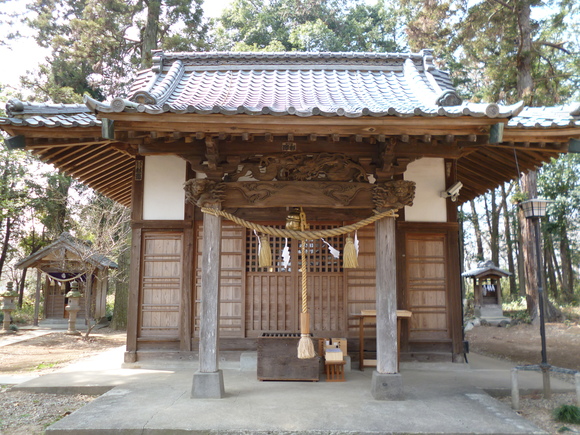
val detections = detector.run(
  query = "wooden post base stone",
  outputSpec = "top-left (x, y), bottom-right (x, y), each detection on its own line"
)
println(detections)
top-left (191, 370), bottom-right (225, 399)
top-left (371, 371), bottom-right (404, 400)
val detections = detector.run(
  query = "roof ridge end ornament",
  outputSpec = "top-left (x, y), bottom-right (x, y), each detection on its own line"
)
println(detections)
top-left (131, 91), bottom-right (157, 105)
top-left (570, 103), bottom-right (580, 117)
top-left (110, 98), bottom-right (140, 113)
top-left (435, 90), bottom-right (463, 107)
top-left (151, 49), bottom-right (165, 73)
top-left (420, 49), bottom-right (435, 71)
top-left (6, 98), bottom-right (25, 116)
top-left (485, 103), bottom-right (500, 118)
top-left (83, 94), bottom-right (106, 113)
top-left (510, 101), bottom-right (526, 117)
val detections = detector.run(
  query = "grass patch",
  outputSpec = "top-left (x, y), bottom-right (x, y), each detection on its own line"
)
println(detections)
top-left (553, 405), bottom-right (580, 424)
top-left (33, 362), bottom-right (57, 371)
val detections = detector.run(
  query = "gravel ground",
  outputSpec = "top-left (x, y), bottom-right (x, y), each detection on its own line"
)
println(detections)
top-left (498, 392), bottom-right (580, 434)
top-left (0, 386), bottom-right (96, 435)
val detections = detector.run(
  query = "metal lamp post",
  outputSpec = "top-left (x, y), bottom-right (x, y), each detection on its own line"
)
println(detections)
top-left (520, 198), bottom-right (551, 397)
top-left (511, 199), bottom-right (580, 409)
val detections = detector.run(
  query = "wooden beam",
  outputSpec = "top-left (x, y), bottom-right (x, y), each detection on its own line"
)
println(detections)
top-left (102, 118), bottom-right (115, 140)
top-left (489, 123), bottom-right (504, 144)
top-left (222, 181), bottom-right (374, 209)
top-left (138, 139), bottom-right (204, 155)
top-left (62, 152), bottom-right (128, 179)
top-left (486, 142), bottom-right (566, 153)
top-left (79, 165), bottom-right (133, 190)
top-left (68, 155), bottom-right (131, 180)
top-left (102, 112), bottom-right (506, 132)
top-left (205, 137), bottom-right (219, 171)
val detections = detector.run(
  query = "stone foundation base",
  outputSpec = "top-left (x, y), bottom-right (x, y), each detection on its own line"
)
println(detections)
top-left (192, 370), bottom-right (225, 399)
top-left (124, 351), bottom-right (137, 363)
top-left (371, 371), bottom-right (404, 400)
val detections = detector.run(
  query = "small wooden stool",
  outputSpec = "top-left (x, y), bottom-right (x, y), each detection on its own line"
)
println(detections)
top-left (325, 360), bottom-right (346, 382)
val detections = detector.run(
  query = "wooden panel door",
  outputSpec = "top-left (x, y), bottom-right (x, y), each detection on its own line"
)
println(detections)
top-left (405, 233), bottom-right (449, 341)
top-left (139, 232), bottom-right (183, 339)
top-left (45, 282), bottom-right (65, 318)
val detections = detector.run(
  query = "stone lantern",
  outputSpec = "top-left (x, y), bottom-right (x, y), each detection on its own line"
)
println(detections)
top-left (1, 282), bottom-right (18, 332)
top-left (65, 281), bottom-right (82, 335)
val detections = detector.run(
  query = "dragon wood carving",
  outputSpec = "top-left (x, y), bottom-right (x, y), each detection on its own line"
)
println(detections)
top-left (228, 153), bottom-right (368, 182)
top-left (372, 180), bottom-right (416, 210)
top-left (184, 179), bottom-right (225, 207)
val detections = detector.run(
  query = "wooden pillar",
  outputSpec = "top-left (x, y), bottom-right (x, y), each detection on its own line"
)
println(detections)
top-left (372, 216), bottom-right (403, 399)
top-left (375, 216), bottom-right (398, 374)
top-left (125, 227), bottom-right (142, 363)
top-left (125, 157), bottom-right (144, 363)
top-left (192, 206), bottom-right (225, 398)
top-left (33, 269), bottom-right (42, 326)
top-left (43, 274), bottom-right (50, 320)
top-left (85, 269), bottom-right (94, 325)
top-left (180, 165), bottom-right (196, 352)
top-left (198, 209), bottom-right (222, 372)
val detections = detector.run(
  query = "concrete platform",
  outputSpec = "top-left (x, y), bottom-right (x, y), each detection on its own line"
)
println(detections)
top-left (6, 348), bottom-right (577, 434)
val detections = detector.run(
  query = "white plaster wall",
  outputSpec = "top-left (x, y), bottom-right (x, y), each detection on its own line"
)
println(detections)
top-left (404, 158), bottom-right (447, 222)
top-left (143, 155), bottom-right (186, 220)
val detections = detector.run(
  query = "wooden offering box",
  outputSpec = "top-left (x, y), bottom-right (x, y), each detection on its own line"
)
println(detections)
top-left (257, 333), bottom-right (320, 381)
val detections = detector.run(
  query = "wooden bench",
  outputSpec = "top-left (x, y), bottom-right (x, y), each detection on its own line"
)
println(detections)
top-left (357, 309), bottom-right (412, 371)
top-left (325, 360), bottom-right (346, 382)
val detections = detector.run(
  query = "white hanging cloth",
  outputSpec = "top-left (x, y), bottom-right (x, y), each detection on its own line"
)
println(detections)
top-left (281, 238), bottom-right (291, 269)
top-left (321, 238), bottom-right (340, 259)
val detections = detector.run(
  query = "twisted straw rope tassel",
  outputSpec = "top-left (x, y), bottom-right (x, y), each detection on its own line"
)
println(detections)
top-left (297, 240), bottom-right (316, 359)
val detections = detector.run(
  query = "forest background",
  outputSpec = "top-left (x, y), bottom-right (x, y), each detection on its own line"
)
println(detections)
top-left (0, 0), bottom-right (579, 329)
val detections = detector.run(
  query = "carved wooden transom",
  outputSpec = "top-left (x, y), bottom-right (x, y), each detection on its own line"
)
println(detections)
top-left (227, 153), bottom-right (368, 183)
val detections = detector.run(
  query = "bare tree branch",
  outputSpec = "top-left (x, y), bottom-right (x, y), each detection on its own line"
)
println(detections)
top-left (535, 40), bottom-right (571, 55)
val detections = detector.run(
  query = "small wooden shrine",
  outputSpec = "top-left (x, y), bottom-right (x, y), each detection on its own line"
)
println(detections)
top-left (462, 260), bottom-right (511, 318)
top-left (16, 232), bottom-right (117, 323)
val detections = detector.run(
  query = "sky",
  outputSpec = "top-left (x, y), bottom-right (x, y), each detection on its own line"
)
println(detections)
top-left (0, 0), bottom-right (382, 92)
top-left (0, 0), bottom-right (235, 91)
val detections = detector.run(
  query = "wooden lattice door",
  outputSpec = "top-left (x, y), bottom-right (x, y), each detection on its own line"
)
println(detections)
top-left (245, 223), bottom-right (345, 337)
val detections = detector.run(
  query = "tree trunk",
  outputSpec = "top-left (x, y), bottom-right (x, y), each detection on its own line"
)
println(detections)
top-left (544, 234), bottom-right (559, 300)
top-left (0, 216), bottom-right (12, 280)
top-left (111, 246), bottom-right (130, 330)
top-left (559, 226), bottom-right (575, 303)
top-left (486, 189), bottom-right (500, 266)
top-left (520, 171), bottom-right (539, 321)
top-left (142, 0), bottom-right (161, 68)
top-left (516, 0), bottom-right (533, 105)
top-left (18, 267), bottom-right (28, 308)
top-left (470, 200), bottom-right (484, 261)
top-left (501, 184), bottom-right (517, 296)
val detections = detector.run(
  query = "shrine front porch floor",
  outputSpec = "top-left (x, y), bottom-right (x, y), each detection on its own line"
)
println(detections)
top-left (6, 347), bottom-right (574, 434)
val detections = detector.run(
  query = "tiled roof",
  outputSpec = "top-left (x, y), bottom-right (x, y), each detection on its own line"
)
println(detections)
top-left (0, 98), bottom-right (100, 128)
top-left (462, 260), bottom-right (511, 278)
top-left (2, 52), bottom-right (579, 128)
top-left (16, 232), bottom-right (117, 270)
top-left (507, 104), bottom-right (580, 129)
top-left (85, 50), bottom-right (523, 119)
